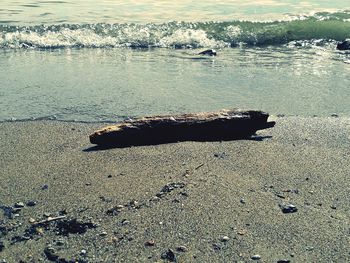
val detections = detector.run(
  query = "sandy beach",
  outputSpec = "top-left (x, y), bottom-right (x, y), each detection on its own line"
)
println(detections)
top-left (1, 116), bottom-right (350, 262)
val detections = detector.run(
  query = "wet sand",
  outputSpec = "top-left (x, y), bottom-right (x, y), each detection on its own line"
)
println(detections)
top-left (0, 117), bottom-right (350, 262)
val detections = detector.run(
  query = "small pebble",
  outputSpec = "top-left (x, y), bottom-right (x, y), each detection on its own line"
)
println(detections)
top-left (251, 254), bottom-right (261, 260)
top-left (145, 240), bottom-right (155, 247)
top-left (43, 212), bottom-right (51, 217)
top-left (121, 220), bottom-right (130, 226)
top-left (221, 236), bottom-right (230, 242)
top-left (277, 260), bottom-right (291, 263)
top-left (12, 207), bottom-right (21, 213)
top-left (36, 228), bottom-right (44, 235)
top-left (0, 240), bottom-right (4, 252)
top-left (237, 230), bottom-right (246, 235)
top-left (150, 196), bottom-right (160, 202)
top-left (212, 243), bottom-right (221, 251)
top-left (56, 239), bottom-right (65, 246)
top-left (80, 249), bottom-right (87, 255)
top-left (131, 200), bottom-right (138, 206)
top-left (276, 193), bottom-right (285, 199)
top-left (240, 198), bottom-right (246, 204)
top-left (42, 184), bottom-right (49, 190)
top-left (28, 218), bottom-right (36, 223)
top-left (161, 249), bottom-right (176, 261)
top-left (14, 202), bottom-right (25, 208)
top-left (280, 204), bottom-right (298, 214)
top-left (26, 200), bottom-right (37, 207)
top-left (176, 245), bottom-right (188, 252)
top-left (100, 231), bottom-right (108, 236)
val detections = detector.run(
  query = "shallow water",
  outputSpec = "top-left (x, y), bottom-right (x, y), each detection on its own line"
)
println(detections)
top-left (1, 47), bottom-right (349, 122)
top-left (1, 0), bottom-right (349, 24)
top-left (0, 1), bottom-right (350, 122)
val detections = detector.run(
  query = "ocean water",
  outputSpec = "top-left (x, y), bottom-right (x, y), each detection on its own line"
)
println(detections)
top-left (0, 1), bottom-right (350, 122)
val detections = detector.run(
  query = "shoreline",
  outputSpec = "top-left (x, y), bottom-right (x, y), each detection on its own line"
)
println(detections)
top-left (1, 117), bottom-right (349, 262)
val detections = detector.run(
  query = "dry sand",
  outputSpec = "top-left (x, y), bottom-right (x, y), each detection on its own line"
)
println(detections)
top-left (0, 117), bottom-right (350, 262)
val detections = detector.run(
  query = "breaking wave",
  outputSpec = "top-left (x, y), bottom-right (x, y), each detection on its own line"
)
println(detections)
top-left (0, 11), bottom-right (349, 49)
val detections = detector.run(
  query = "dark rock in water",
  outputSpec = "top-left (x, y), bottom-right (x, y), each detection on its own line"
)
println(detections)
top-left (279, 203), bottom-right (298, 214)
top-left (198, 49), bottom-right (217, 56)
top-left (337, 40), bottom-right (350, 50)
top-left (161, 249), bottom-right (177, 262)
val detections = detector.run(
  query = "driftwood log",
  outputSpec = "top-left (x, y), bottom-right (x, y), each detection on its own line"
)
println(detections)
top-left (89, 109), bottom-right (275, 147)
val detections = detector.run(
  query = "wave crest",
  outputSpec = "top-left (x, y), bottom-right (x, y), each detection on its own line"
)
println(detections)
top-left (1, 11), bottom-right (349, 49)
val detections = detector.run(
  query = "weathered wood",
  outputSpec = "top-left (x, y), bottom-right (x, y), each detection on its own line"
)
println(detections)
top-left (89, 109), bottom-right (275, 147)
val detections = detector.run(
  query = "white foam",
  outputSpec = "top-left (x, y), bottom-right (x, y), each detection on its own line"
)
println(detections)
top-left (159, 29), bottom-right (227, 48)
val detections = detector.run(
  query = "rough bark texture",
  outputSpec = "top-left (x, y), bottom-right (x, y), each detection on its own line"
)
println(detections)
top-left (89, 109), bottom-right (275, 147)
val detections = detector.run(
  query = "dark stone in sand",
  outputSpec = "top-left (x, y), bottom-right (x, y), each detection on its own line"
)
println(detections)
top-left (212, 243), bottom-right (221, 251)
top-left (106, 206), bottom-right (121, 216)
top-left (214, 152), bottom-right (228, 159)
top-left (144, 240), bottom-right (155, 247)
top-left (26, 200), bottom-right (37, 207)
top-left (279, 204), bottom-right (298, 214)
top-left (161, 182), bottom-right (186, 193)
top-left (14, 202), bottom-right (25, 208)
top-left (0, 206), bottom-right (19, 219)
top-left (176, 246), bottom-right (188, 252)
top-left (0, 240), bottom-right (4, 252)
top-left (336, 40), bottom-right (350, 50)
top-left (89, 109), bottom-right (275, 147)
top-left (161, 249), bottom-right (177, 262)
top-left (198, 49), bottom-right (217, 56)
top-left (251, 254), bottom-right (261, 260)
top-left (0, 226), bottom-right (8, 238)
top-left (277, 260), bottom-right (291, 263)
top-left (44, 246), bottom-right (59, 261)
top-left (11, 235), bottom-right (31, 244)
top-left (56, 218), bottom-right (97, 235)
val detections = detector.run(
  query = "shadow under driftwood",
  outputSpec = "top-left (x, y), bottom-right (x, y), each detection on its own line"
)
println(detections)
top-left (83, 134), bottom-right (273, 151)
top-left (85, 109), bottom-right (275, 150)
